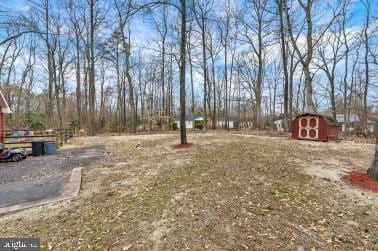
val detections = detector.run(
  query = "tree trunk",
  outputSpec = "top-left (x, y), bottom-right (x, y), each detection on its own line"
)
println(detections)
top-left (161, 35), bottom-right (166, 116)
top-left (330, 76), bottom-right (336, 120)
top-left (342, 5), bottom-right (349, 135)
top-left (276, 0), bottom-right (289, 131)
top-left (45, 0), bottom-right (54, 126)
top-left (367, 121), bottom-right (378, 180)
top-left (88, 0), bottom-right (96, 136)
top-left (169, 45), bottom-right (174, 117)
top-left (363, 18), bottom-right (369, 135)
top-left (75, 35), bottom-right (81, 129)
top-left (224, 43), bottom-right (228, 130)
top-left (201, 21), bottom-right (207, 132)
top-left (120, 25), bottom-right (136, 133)
top-left (303, 67), bottom-right (316, 113)
top-left (52, 53), bottom-right (63, 130)
top-left (187, 34), bottom-right (195, 115)
top-left (211, 55), bottom-right (216, 130)
top-left (179, 0), bottom-right (187, 145)
top-left (285, 0), bottom-right (316, 114)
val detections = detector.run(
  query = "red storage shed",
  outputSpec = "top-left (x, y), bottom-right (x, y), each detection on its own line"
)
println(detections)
top-left (292, 113), bottom-right (340, 142)
top-left (0, 90), bottom-right (11, 144)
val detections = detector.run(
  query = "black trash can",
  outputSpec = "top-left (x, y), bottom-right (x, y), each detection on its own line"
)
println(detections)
top-left (31, 141), bottom-right (44, 156)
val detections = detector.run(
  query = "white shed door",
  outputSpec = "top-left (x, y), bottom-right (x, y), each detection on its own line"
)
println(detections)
top-left (298, 116), bottom-right (319, 140)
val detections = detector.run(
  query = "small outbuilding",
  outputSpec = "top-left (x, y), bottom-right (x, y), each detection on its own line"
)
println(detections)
top-left (175, 116), bottom-right (207, 130)
top-left (0, 90), bottom-right (11, 144)
top-left (291, 113), bottom-right (340, 142)
top-left (335, 113), bottom-right (375, 133)
top-left (274, 119), bottom-right (284, 132)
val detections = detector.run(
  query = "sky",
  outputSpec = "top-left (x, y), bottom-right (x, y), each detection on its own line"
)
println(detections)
top-left (0, 0), bottom-right (377, 113)
top-left (2, 0), bottom-right (376, 49)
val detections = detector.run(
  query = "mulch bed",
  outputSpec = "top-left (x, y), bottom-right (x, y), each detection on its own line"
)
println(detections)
top-left (172, 143), bottom-right (193, 149)
top-left (343, 169), bottom-right (378, 192)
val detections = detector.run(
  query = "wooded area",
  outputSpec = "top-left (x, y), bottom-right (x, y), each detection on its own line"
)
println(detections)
top-left (0, 0), bottom-right (377, 141)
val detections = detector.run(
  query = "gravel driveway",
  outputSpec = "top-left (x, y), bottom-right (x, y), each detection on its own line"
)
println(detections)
top-left (0, 145), bottom-right (107, 185)
top-left (0, 145), bottom-right (107, 209)
top-left (0, 176), bottom-right (68, 208)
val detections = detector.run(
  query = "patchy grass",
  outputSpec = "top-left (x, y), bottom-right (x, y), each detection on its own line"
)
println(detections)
top-left (0, 132), bottom-right (377, 250)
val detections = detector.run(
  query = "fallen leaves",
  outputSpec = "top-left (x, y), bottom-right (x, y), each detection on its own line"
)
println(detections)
top-left (0, 133), bottom-right (376, 250)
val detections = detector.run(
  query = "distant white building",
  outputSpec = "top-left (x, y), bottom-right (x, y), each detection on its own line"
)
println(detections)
top-left (175, 115), bottom-right (253, 130)
top-left (175, 120), bottom-right (194, 129)
top-left (335, 114), bottom-right (374, 133)
top-left (175, 116), bottom-right (204, 129)
top-left (216, 120), bottom-right (234, 128)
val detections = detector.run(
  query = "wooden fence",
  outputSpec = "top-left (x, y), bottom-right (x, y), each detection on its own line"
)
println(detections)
top-left (3, 129), bottom-right (73, 149)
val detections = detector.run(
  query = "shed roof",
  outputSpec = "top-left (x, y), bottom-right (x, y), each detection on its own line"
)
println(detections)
top-left (295, 113), bottom-right (323, 118)
top-left (0, 90), bottom-right (11, 113)
top-left (295, 113), bottom-right (338, 125)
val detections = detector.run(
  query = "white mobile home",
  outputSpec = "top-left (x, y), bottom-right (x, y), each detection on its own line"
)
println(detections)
top-left (336, 114), bottom-right (374, 133)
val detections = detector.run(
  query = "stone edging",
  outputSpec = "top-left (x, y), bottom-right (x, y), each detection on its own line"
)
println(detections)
top-left (0, 167), bottom-right (82, 215)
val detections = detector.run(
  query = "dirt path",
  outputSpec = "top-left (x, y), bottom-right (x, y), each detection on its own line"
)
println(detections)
top-left (0, 133), bottom-right (376, 250)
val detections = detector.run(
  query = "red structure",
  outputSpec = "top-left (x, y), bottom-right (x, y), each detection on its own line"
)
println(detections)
top-left (292, 113), bottom-right (341, 142)
top-left (0, 91), bottom-right (11, 144)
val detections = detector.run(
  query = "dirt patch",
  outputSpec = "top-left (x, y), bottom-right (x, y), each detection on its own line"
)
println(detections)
top-left (172, 143), bottom-right (193, 149)
top-left (304, 165), bottom-right (342, 182)
top-left (343, 169), bottom-right (378, 192)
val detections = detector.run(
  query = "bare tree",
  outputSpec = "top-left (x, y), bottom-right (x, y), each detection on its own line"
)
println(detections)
top-left (66, 0), bottom-right (85, 129)
top-left (316, 19), bottom-right (344, 120)
top-left (187, 20), bottom-right (196, 115)
top-left (284, 0), bottom-right (342, 113)
top-left (43, 0), bottom-right (54, 126)
top-left (275, 0), bottom-right (289, 130)
top-left (219, 0), bottom-right (238, 130)
top-left (206, 25), bottom-right (222, 130)
top-left (192, 0), bottom-right (213, 132)
top-left (341, 0), bottom-right (351, 134)
top-left (361, 0), bottom-right (370, 134)
top-left (241, 0), bottom-right (271, 129)
top-left (114, 0), bottom-right (137, 133)
top-left (87, 0), bottom-right (96, 135)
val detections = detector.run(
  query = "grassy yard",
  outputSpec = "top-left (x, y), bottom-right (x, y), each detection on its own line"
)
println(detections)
top-left (0, 132), bottom-right (377, 250)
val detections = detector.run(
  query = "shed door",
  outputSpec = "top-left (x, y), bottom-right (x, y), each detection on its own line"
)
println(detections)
top-left (298, 116), bottom-right (319, 140)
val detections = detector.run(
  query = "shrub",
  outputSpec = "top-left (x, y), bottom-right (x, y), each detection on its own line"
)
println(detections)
top-left (69, 117), bottom-right (80, 129)
top-left (195, 120), bottom-right (205, 130)
top-left (171, 121), bottom-right (178, 130)
top-left (27, 112), bottom-right (46, 130)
